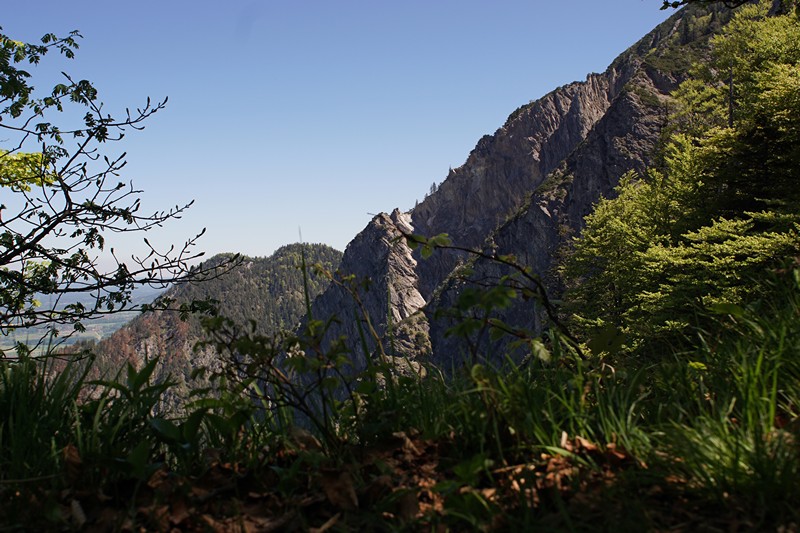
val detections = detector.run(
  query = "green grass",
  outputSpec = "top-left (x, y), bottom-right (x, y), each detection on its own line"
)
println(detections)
top-left (1, 272), bottom-right (799, 530)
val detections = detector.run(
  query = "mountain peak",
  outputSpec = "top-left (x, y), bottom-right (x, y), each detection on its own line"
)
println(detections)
top-left (306, 3), bottom-right (737, 370)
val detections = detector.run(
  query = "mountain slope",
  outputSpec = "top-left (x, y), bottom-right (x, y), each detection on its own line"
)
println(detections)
top-left (93, 243), bottom-right (342, 385)
top-left (306, 4), bottom-right (737, 370)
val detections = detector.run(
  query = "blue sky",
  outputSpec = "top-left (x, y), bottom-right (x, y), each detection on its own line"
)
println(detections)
top-left (4, 1), bottom-right (672, 261)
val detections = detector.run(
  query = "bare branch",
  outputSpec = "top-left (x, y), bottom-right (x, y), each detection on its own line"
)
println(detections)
top-left (0, 27), bottom-right (222, 348)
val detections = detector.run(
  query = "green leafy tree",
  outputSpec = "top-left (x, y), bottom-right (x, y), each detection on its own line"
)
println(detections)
top-left (562, 136), bottom-right (710, 338)
top-left (0, 27), bottom-right (222, 351)
top-left (635, 211), bottom-right (800, 331)
top-left (702, 2), bottom-right (800, 212)
top-left (564, 1), bottom-right (800, 350)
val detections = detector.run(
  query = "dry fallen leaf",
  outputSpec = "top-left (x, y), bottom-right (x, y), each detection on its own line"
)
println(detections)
top-left (140, 504), bottom-right (170, 531)
top-left (394, 490), bottom-right (420, 521)
top-left (560, 431), bottom-right (570, 450)
top-left (146, 468), bottom-right (170, 490)
top-left (574, 435), bottom-right (598, 452)
top-left (392, 431), bottom-right (421, 457)
top-left (169, 497), bottom-right (191, 526)
top-left (70, 499), bottom-right (86, 529)
top-left (290, 426), bottom-right (322, 451)
top-left (361, 474), bottom-right (392, 505)
top-left (320, 470), bottom-right (359, 510)
top-left (201, 513), bottom-right (223, 530)
top-left (309, 512), bottom-right (340, 533)
top-left (63, 443), bottom-right (82, 483)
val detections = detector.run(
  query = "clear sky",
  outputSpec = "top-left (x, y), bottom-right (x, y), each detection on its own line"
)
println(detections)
top-left (4, 1), bottom-right (673, 262)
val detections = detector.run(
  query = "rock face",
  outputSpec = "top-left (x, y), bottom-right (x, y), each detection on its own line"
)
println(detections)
top-left (304, 209), bottom-right (428, 373)
top-left (307, 5), bottom-right (735, 370)
top-left (411, 70), bottom-right (631, 297)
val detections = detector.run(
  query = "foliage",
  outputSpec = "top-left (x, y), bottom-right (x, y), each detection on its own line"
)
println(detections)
top-left (0, 151), bottom-right (52, 190)
top-left (0, 347), bottom-right (89, 481)
top-left (2, 261), bottom-right (799, 530)
top-left (563, 1), bottom-right (800, 352)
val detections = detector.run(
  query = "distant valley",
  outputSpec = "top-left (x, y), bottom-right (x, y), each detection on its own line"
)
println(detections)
top-left (0, 285), bottom-right (164, 353)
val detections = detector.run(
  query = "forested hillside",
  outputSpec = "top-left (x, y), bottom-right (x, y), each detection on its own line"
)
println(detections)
top-left (90, 243), bottom-right (342, 392)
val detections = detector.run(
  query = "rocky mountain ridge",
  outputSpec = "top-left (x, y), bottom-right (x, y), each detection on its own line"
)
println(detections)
top-left (412, 68), bottom-right (630, 297)
top-left (307, 4), bottom-right (736, 370)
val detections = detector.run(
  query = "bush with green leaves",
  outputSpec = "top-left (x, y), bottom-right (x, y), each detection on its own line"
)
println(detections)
top-left (563, 1), bottom-right (800, 353)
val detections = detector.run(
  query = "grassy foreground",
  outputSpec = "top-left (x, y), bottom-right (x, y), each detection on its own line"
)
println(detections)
top-left (1, 272), bottom-right (799, 532)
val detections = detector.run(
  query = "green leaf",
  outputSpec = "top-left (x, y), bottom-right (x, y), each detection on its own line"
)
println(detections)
top-left (708, 302), bottom-right (746, 317)
top-left (182, 410), bottom-right (205, 444)
top-left (587, 325), bottom-right (626, 355)
top-left (126, 440), bottom-right (154, 480)
top-left (452, 453), bottom-right (494, 486)
top-left (129, 358), bottom-right (159, 391)
top-left (528, 338), bottom-right (551, 363)
top-left (150, 417), bottom-right (181, 442)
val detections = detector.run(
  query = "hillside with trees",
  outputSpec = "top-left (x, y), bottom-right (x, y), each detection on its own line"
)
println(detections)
top-left (90, 243), bottom-right (342, 394)
top-left (562, 0), bottom-right (800, 354)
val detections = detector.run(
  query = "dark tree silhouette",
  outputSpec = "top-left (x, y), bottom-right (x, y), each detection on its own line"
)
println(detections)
top-left (661, 0), bottom-right (751, 9)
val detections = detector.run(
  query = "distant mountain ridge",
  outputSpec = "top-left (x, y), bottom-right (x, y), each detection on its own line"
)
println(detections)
top-left (92, 243), bottom-right (342, 387)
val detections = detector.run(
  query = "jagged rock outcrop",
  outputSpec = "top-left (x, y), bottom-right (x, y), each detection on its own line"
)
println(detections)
top-left (305, 209), bottom-right (428, 373)
top-left (307, 4), bottom-right (736, 371)
top-left (424, 81), bottom-right (676, 367)
top-left (411, 69), bottom-right (632, 297)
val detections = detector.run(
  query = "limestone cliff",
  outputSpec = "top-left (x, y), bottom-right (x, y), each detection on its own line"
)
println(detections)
top-left (304, 209), bottom-right (427, 373)
top-left (411, 69), bottom-right (630, 297)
